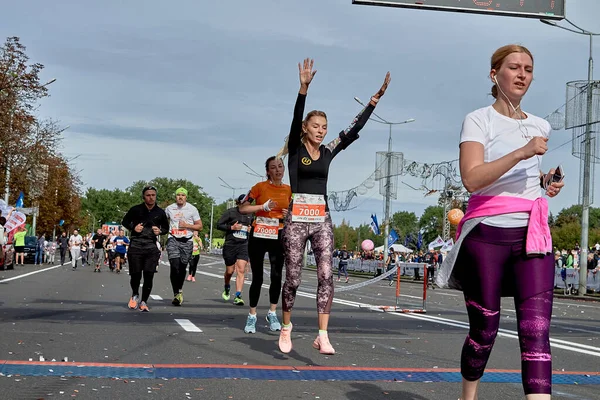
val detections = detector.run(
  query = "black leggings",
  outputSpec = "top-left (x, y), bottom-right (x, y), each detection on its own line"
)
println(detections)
top-left (188, 254), bottom-right (200, 277)
top-left (170, 258), bottom-right (187, 295)
top-left (248, 230), bottom-right (285, 308)
top-left (130, 271), bottom-right (155, 302)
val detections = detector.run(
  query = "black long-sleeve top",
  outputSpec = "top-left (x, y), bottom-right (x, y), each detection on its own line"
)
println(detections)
top-left (287, 93), bottom-right (375, 208)
top-left (121, 203), bottom-right (169, 250)
top-left (217, 207), bottom-right (253, 245)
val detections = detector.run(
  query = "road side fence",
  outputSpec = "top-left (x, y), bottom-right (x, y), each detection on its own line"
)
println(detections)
top-left (309, 255), bottom-right (429, 277)
top-left (554, 267), bottom-right (600, 292)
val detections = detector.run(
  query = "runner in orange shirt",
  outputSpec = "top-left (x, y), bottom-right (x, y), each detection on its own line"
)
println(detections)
top-left (238, 156), bottom-right (292, 333)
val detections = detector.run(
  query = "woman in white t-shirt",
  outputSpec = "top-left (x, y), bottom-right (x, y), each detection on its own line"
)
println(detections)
top-left (440, 45), bottom-right (565, 400)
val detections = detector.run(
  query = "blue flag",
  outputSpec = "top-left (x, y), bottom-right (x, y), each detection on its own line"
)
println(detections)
top-left (417, 231), bottom-right (423, 250)
top-left (15, 192), bottom-right (24, 208)
top-left (388, 229), bottom-right (399, 246)
top-left (370, 214), bottom-right (380, 235)
top-left (404, 234), bottom-right (411, 247)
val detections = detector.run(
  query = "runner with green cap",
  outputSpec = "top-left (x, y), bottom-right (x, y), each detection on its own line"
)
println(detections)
top-left (165, 186), bottom-right (203, 306)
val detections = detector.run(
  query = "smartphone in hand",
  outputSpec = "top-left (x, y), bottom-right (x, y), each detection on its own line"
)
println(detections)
top-left (541, 165), bottom-right (565, 190)
top-left (552, 165), bottom-right (565, 184)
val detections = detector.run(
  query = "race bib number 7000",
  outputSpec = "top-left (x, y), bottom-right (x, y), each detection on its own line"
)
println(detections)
top-left (253, 217), bottom-right (279, 240)
top-left (291, 194), bottom-right (326, 223)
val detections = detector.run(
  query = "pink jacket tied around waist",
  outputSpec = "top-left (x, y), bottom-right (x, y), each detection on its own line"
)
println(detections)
top-left (456, 195), bottom-right (552, 256)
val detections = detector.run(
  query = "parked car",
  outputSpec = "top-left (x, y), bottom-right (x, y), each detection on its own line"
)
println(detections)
top-left (22, 236), bottom-right (37, 264)
top-left (0, 242), bottom-right (15, 270)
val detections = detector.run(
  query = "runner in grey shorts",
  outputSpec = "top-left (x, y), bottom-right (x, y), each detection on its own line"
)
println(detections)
top-left (165, 187), bottom-right (203, 306)
top-left (91, 228), bottom-right (107, 272)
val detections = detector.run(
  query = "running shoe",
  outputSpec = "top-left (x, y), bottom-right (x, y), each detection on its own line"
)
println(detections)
top-left (172, 292), bottom-right (183, 306)
top-left (345, 278), bottom-right (349, 283)
top-left (278, 323), bottom-right (293, 353)
top-left (222, 287), bottom-right (231, 301)
top-left (128, 295), bottom-right (139, 310)
top-left (191, 276), bottom-right (196, 282)
top-left (266, 312), bottom-right (281, 331)
top-left (186, 275), bottom-right (192, 282)
top-left (312, 333), bottom-right (335, 355)
top-left (244, 314), bottom-right (257, 334)
top-left (233, 295), bottom-right (245, 306)
top-left (139, 301), bottom-right (149, 312)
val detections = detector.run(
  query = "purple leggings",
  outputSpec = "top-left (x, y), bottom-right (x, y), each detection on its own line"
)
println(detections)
top-left (456, 223), bottom-right (554, 395)
top-left (282, 213), bottom-right (334, 314)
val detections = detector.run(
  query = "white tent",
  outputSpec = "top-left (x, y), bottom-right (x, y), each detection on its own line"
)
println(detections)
top-left (374, 244), bottom-right (413, 253)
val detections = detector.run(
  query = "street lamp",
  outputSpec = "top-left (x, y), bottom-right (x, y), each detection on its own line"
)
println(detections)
top-left (541, 18), bottom-right (600, 297)
top-left (354, 96), bottom-right (415, 268)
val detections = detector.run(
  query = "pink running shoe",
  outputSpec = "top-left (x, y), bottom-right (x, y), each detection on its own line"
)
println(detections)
top-left (313, 333), bottom-right (335, 355)
top-left (191, 276), bottom-right (196, 282)
top-left (278, 323), bottom-right (293, 353)
top-left (186, 275), bottom-right (192, 282)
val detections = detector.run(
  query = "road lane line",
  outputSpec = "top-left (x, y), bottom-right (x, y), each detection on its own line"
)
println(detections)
top-left (188, 267), bottom-right (600, 356)
top-left (0, 263), bottom-right (67, 283)
top-left (175, 319), bottom-right (202, 332)
top-left (199, 261), bottom-right (222, 266)
top-left (150, 295), bottom-right (163, 301)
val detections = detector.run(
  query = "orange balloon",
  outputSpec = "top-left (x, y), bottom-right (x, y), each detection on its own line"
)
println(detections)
top-left (447, 208), bottom-right (464, 226)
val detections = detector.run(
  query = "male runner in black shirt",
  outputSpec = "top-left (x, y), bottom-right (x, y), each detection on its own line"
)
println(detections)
top-left (121, 185), bottom-right (169, 312)
top-left (91, 228), bottom-right (107, 272)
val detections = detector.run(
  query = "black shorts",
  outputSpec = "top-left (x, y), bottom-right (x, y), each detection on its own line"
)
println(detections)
top-left (128, 247), bottom-right (161, 274)
top-left (115, 252), bottom-right (126, 260)
top-left (222, 243), bottom-right (249, 266)
top-left (14, 246), bottom-right (24, 253)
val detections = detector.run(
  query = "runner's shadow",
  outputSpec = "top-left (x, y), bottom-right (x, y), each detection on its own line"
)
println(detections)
top-left (346, 383), bottom-right (430, 400)
top-left (232, 336), bottom-right (318, 365)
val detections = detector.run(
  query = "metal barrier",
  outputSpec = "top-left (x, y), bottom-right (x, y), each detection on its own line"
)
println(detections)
top-left (554, 267), bottom-right (600, 292)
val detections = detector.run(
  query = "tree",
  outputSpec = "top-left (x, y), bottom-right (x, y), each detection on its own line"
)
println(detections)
top-left (1, 37), bottom-right (80, 236)
top-left (391, 210), bottom-right (418, 239)
top-left (555, 205), bottom-right (600, 229)
top-left (81, 177), bottom-right (227, 239)
top-left (419, 205), bottom-right (444, 245)
top-left (551, 222), bottom-right (582, 251)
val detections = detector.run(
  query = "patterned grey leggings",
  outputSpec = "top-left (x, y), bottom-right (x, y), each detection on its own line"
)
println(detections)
top-left (282, 213), bottom-right (334, 314)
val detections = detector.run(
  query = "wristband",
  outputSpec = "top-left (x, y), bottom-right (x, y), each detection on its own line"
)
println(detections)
top-left (370, 96), bottom-right (379, 105)
top-left (263, 200), bottom-right (272, 212)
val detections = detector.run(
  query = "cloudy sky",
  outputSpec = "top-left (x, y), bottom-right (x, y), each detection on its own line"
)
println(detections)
top-left (3, 0), bottom-right (599, 226)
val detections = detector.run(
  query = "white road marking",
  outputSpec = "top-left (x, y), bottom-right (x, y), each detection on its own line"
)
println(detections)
top-left (553, 301), bottom-right (599, 309)
top-left (0, 263), bottom-right (68, 283)
top-left (432, 292), bottom-right (459, 297)
top-left (199, 261), bottom-right (222, 267)
top-left (150, 295), bottom-right (163, 301)
top-left (189, 268), bottom-right (600, 358)
top-left (175, 319), bottom-right (202, 332)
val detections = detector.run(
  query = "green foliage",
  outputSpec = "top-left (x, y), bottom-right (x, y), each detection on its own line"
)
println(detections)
top-left (391, 211), bottom-right (418, 239)
top-left (551, 222), bottom-right (582, 251)
top-left (332, 221), bottom-right (384, 251)
top-left (419, 205), bottom-right (444, 244)
top-left (555, 205), bottom-right (600, 229)
top-left (81, 177), bottom-right (230, 238)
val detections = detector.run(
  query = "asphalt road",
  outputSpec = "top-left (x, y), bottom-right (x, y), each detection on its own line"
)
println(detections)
top-left (0, 253), bottom-right (599, 400)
